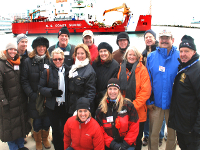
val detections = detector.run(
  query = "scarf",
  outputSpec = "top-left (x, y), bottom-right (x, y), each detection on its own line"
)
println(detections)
top-left (56, 42), bottom-right (71, 52)
top-left (56, 66), bottom-right (65, 106)
top-left (69, 57), bottom-right (89, 78)
top-left (35, 54), bottom-right (46, 62)
top-left (4, 50), bottom-right (20, 66)
top-left (119, 59), bottom-right (139, 101)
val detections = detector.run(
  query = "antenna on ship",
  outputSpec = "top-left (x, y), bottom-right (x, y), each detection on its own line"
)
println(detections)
top-left (147, 0), bottom-right (152, 15)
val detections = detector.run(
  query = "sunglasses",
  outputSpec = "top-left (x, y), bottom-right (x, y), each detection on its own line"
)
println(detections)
top-left (53, 58), bottom-right (63, 61)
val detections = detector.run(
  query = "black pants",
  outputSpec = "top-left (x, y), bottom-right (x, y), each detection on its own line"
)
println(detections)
top-left (177, 131), bottom-right (200, 150)
top-left (46, 104), bottom-right (69, 150)
top-left (135, 122), bottom-right (145, 150)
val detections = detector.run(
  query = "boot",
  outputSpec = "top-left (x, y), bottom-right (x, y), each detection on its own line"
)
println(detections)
top-left (42, 129), bottom-right (51, 149)
top-left (34, 130), bottom-right (43, 150)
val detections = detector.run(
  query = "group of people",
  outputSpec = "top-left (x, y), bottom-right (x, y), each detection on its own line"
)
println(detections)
top-left (0, 25), bottom-right (199, 150)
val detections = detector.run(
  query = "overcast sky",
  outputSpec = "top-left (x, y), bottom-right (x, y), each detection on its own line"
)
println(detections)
top-left (1, 0), bottom-right (199, 25)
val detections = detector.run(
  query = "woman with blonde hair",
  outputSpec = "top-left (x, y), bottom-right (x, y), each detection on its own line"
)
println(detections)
top-left (21, 37), bottom-right (51, 150)
top-left (96, 78), bottom-right (139, 150)
top-left (38, 48), bottom-right (70, 150)
top-left (68, 43), bottom-right (96, 117)
top-left (117, 46), bottom-right (151, 150)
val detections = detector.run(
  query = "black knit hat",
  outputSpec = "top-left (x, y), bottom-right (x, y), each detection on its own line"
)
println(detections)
top-left (107, 78), bottom-right (120, 89)
top-left (144, 29), bottom-right (156, 39)
top-left (32, 37), bottom-right (49, 49)
top-left (98, 42), bottom-right (113, 53)
top-left (179, 35), bottom-right (196, 51)
top-left (58, 26), bottom-right (70, 38)
top-left (76, 97), bottom-right (90, 111)
top-left (116, 32), bottom-right (130, 45)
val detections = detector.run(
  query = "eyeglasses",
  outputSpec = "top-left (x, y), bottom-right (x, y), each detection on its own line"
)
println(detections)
top-left (53, 58), bottom-right (63, 61)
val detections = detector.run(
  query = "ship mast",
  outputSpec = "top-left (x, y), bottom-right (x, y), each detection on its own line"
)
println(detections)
top-left (147, 0), bottom-right (152, 15)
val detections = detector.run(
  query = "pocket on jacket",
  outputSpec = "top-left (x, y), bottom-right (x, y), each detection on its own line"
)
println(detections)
top-left (75, 77), bottom-right (85, 85)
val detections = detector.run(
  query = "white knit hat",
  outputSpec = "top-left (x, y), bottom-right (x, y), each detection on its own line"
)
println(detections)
top-left (17, 33), bottom-right (28, 44)
top-left (6, 43), bottom-right (17, 50)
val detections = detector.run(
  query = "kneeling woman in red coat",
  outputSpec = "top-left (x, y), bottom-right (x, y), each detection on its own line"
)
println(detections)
top-left (96, 78), bottom-right (139, 150)
top-left (63, 97), bottom-right (105, 150)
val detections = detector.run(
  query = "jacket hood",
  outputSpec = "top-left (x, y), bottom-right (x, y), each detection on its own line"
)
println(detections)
top-left (0, 50), bottom-right (7, 60)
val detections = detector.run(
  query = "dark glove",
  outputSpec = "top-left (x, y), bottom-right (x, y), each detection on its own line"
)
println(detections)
top-left (121, 140), bottom-right (130, 150)
top-left (50, 89), bottom-right (63, 97)
top-left (3, 104), bottom-right (9, 112)
top-left (110, 140), bottom-right (122, 150)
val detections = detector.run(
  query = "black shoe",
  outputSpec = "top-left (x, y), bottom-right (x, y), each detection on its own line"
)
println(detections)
top-left (159, 139), bottom-right (163, 147)
top-left (142, 137), bottom-right (148, 146)
top-left (18, 147), bottom-right (29, 150)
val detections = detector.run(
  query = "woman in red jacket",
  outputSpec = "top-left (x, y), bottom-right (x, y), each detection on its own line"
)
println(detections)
top-left (63, 97), bottom-right (105, 150)
top-left (96, 78), bottom-right (139, 150)
top-left (117, 46), bottom-right (151, 150)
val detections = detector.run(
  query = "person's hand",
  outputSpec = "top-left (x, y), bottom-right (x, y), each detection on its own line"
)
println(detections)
top-left (110, 140), bottom-right (122, 150)
top-left (3, 104), bottom-right (9, 112)
top-left (121, 140), bottom-right (130, 150)
top-left (50, 89), bottom-right (63, 97)
top-left (147, 104), bottom-right (155, 111)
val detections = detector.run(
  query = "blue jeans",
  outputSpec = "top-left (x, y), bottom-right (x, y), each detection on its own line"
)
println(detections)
top-left (33, 116), bottom-right (51, 132)
top-left (7, 137), bottom-right (24, 150)
top-left (144, 109), bottom-right (166, 139)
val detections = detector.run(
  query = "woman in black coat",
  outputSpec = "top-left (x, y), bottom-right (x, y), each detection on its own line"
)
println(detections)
top-left (21, 37), bottom-right (51, 150)
top-left (38, 48), bottom-right (70, 150)
top-left (0, 43), bottom-right (31, 150)
top-left (68, 43), bottom-right (96, 117)
top-left (92, 42), bottom-right (119, 113)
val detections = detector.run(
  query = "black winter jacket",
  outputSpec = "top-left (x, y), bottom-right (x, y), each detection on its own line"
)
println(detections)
top-left (38, 63), bottom-right (70, 111)
top-left (0, 50), bottom-right (31, 142)
top-left (168, 53), bottom-right (200, 135)
top-left (21, 56), bottom-right (50, 119)
top-left (92, 59), bottom-right (119, 108)
top-left (48, 43), bottom-right (75, 67)
top-left (68, 64), bottom-right (96, 115)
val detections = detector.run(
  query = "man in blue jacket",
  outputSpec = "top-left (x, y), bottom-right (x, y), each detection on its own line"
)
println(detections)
top-left (146, 30), bottom-right (179, 150)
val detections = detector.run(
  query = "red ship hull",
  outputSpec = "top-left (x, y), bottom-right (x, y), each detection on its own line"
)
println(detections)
top-left (12, 15), bottom-right (151, 35)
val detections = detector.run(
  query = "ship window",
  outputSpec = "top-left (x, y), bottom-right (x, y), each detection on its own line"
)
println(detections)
top-left (70, 10), bottom-right (72, 12)
top-left (61, 4), bottom-right (63, 7)
top-left (143, 22), bottom-right (147, 25)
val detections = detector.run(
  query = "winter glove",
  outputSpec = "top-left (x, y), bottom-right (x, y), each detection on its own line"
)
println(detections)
top-left (110, 140), bottom-right (122, 150)
top-left (3, 104), bottom-right (9, 112)
top-left (50, 89), bottom-right (63, 97)
top-left (121, 140), bottom-right (130, 150)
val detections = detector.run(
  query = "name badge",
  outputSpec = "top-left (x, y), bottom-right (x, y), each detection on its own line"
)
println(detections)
top-left (64, 51), bottom-right (70, 56)
top-left (106, 116), bottom-right (113, 123)
top-left (44, 64), bottom-right (49, 69)
top-left (159, 66), bottom-right (165, 72)
top-left (73, 71), bottom-right (78, 78)
top-left (14, 65), bottom-right (19, 70)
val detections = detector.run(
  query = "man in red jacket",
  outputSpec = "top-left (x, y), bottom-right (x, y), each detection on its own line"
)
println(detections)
top-left (82, 30), bottom-right (98, 64)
